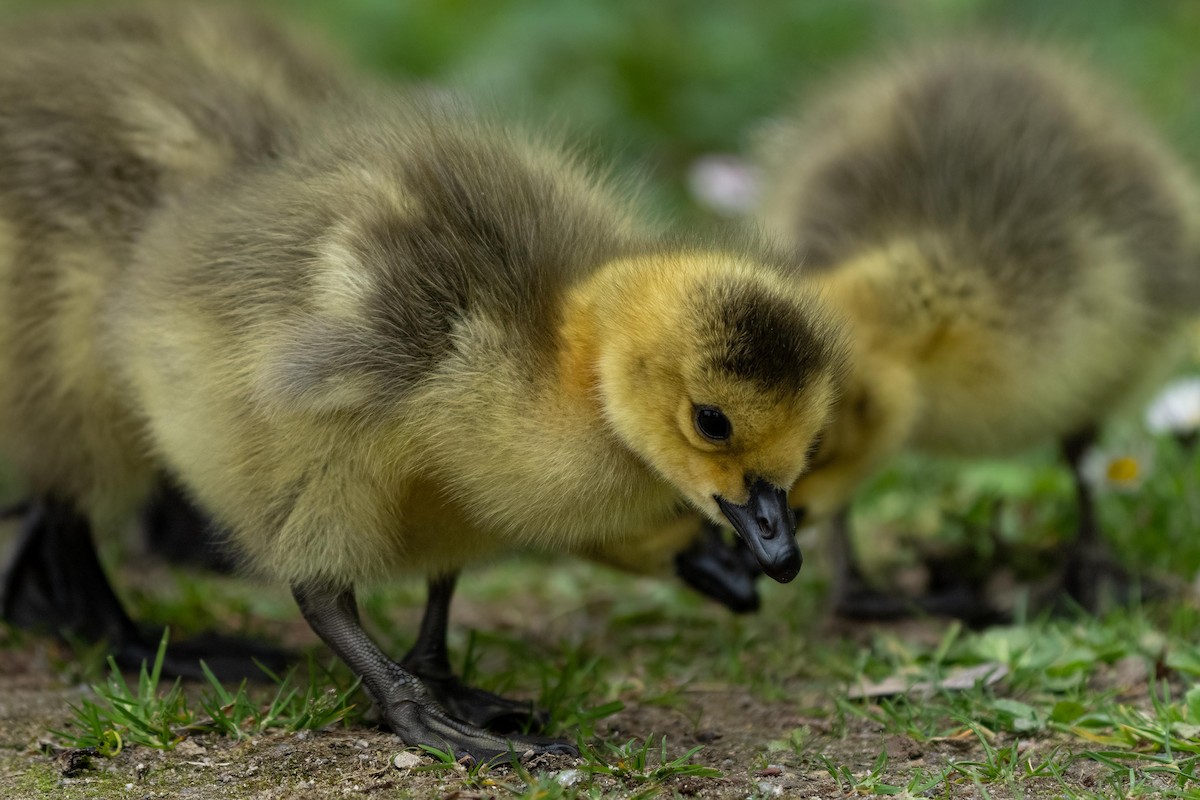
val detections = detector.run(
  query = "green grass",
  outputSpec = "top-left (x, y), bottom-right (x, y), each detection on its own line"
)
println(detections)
top-left (577, 736), bottom-right (721, 783)
top-left (785, 602), bottom-right (1200, 796)
top-left (53, 630), bottom-right (360, 754)
top-left (53, 630), bottom-right (191, 754)
top-left (410, 735), bottom-right (718, 798)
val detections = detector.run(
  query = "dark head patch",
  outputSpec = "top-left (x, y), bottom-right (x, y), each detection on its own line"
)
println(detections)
top-left (697, 281), bottom-right (839, 394)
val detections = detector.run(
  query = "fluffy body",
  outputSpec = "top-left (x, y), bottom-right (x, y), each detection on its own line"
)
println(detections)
top-left (759, 42), bottom-right (1200, 519)
top-left (0, 4), bottom-right (346, 526)
top-left (0, 5), bottom-right (843, 592)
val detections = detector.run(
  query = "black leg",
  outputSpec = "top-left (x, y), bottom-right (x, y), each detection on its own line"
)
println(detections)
top-left (1056, 427), bottom-right (1152, 612)
top-left (829, 508), bottom-right (867, 607)
top-left (141, 480), bottom-right (237, 574)
top-left (293, 583), bottom-right (575, 764)
top-left (1, 497), bottom-right (287, 680)
top-left (829, 506), bottom-right (913, 620)
top-left (1061, 429), bottom-right (1099, 539)
top-left (2, 499), bottom-right (138, 644)
top-left (830, 507), bottom-right (1002, 624)
top-left (673, 522), bottom-right (762, 613)
top-left (400, 573), bottom-right (547, 733)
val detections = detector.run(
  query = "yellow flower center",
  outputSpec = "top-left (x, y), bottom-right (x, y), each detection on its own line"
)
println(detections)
top-left (1106, 456), bottom-right (1139, 484)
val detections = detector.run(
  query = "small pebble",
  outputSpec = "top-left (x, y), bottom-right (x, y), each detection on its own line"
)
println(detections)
top-left (555, 769), bottom-right (582, 787)
top-left (755, 781), bottom-right (783, 797)
top-left (392, 751), bottom-right (423, 770)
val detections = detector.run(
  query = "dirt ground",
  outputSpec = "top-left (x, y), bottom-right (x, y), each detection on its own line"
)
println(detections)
top-left (0, 641), bottom-right (1119, 800)
top-left (0, 522), bottom-right (1184, 800)
top-left (0, 588), bottom-right (1167, 800)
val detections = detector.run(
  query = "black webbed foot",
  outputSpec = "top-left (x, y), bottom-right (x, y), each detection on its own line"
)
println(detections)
top-left (1, 497), bottom-right (287, 682)
top-left (401, 573), bottom-right (549, 733)
top-left (116, 626), bottom-right (291, 682)
top-left (674, 522), bottom-right (762, 613)
top-left (404, 671), bottom-right (548, 734)
top-left (384, 691), bottom-right (575, 765)
top-left (834, 580), bottom-right (1007, 627)
top-left (1055, 541), bottom-right (1169, 615)
top-left (827, 507), bottom-right (1008, 626)
top-left (295, 583), bottom-right (575, 765)
top-left (832, 583), bottom-right (914, 621)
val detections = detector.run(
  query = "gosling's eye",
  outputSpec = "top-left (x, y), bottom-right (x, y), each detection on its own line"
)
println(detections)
top-left (694, 405), bottom-right (732, 442)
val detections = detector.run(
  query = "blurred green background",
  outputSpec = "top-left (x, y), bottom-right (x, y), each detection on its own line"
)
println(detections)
top-left (10, 0), bottom-right (1196, 219)
top-left (293, 0), bottom-right (1200, 221)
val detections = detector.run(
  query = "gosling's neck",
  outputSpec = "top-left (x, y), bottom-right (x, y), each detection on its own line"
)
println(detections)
top-left (817, 245), bottom-right (927, 453)
top-left (409, 268), bottom-right (681, 551)
top-left (553, 257), bottom-right (679, 504)
top-left (819, 237), bottom-right (972, 357)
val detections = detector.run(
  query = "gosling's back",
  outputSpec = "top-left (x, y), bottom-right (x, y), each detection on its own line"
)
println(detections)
top-left (0, 4), bottom-right (346, 514)
top-left (760, 43), bottom-right (1200, 454)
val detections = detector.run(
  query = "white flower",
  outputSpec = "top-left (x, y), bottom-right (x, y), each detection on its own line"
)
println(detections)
top-left (686, 154), bottom-right (760, 215)
top-left (1144, 377), bottom-right (1200, 435)
top-left (1080, 447), bottom-right (1150, 493)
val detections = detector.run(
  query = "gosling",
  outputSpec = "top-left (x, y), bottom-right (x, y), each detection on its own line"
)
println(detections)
top-left (753, 42), bottom-right (1200, 618)
top-left (0, 5), bottom-right (844, 760)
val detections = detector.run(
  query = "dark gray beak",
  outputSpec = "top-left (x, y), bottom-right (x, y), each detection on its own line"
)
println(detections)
top-left (715, 478), bottom-right (802, 583)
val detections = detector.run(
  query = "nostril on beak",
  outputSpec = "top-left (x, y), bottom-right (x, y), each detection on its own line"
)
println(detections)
top-left (757, 515), bottom-right (776, 538)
